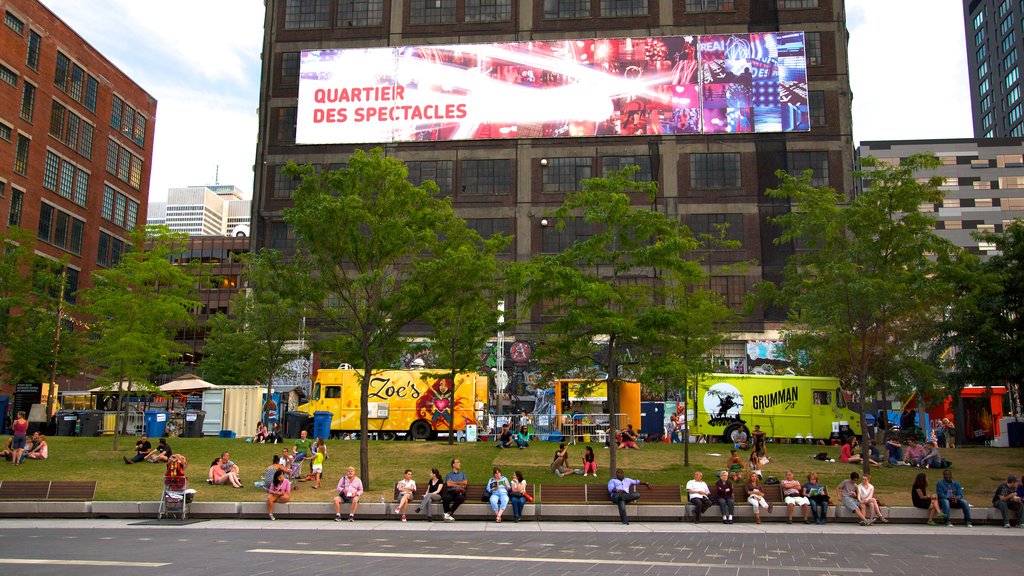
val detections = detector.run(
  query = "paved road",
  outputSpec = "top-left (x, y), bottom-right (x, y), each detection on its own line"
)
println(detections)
top-left (0, 519), bottom-right (1020, 576)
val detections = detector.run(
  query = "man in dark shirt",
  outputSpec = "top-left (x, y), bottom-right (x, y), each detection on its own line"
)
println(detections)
top-left (496, 424), bottom-right (514, 448)
top-left (124, 436), bottom-right (152, 464)
top-left (144, 437), bottom-right (172, 463)
top-left (992, 475), bottom-right (1023, 528)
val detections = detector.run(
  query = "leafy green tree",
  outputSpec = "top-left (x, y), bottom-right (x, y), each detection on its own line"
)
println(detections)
top-left (512, 167), bottom-right (731, 476)
top-left (202, 249), bottom-right (306, 423)
top-left (415, 221), bottom-right (510, 444)
top-left (78, 227), bottom-right (200, 450)
top-left (937, 219), bottom-right (1024, 420)
top-left (284, 148), bottom-right (462, 489)
top-left (0, 227), bottom-right (37, 361)
top-left (762, 154), bottom-right (960, 473)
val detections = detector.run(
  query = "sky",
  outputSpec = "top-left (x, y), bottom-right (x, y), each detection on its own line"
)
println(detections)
top-left (40, 0), bottom-right (973, 202)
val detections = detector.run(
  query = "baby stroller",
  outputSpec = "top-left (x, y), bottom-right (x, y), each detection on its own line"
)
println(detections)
top-left (288, 453), bottom-right (307, 479)
top-left (158, 454), bottom-right (191, 520)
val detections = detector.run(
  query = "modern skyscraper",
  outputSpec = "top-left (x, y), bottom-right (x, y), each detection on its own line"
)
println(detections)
top-left (147, 184), bottom-right (250, 236)
top-left (964, 0), bottom-right (1023, 138)
top-left (253, 0), bottom-right (854, 355)
top-left (859, 138), bottom-right (1024, 257)
top-left (0, 0), bottom-right (156, 296)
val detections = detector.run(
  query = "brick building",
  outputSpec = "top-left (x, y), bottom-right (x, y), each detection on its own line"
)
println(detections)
top-left (252, 0), bottom-right (854, 362)
top-left (0, 0), bottom-right (156, 301)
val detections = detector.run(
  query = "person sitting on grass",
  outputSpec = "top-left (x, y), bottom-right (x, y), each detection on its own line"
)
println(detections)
top-left (727, 450), bottom-right (745, 482)
top-left (255, 455), bottom-right (290, 490)
top-left (123, 435), bottom-right (151, 465)
top-left (266, 469), bottom-right (291, 521)
top-left (582, 446), bottom-right (597, 477)
top-left (208, 457), bottom-right (243, 488)
top-left (514, 425), bottom-right (530, 449)
top-left (24, 433), bottom-right (47, 461)
top-left (731, 427), bottom-right (749, 450)
top-left (904, 438), bottom-right (927, 467)
top-left (920, 441), bottom-right (946, 469)
top-left (144, 438), bottom-right (172, 463)
top-left (251, 421), bottom-right (267, 443)
top-left (497, 424), bottom-right (515, 449)
top-left (618, 424), bottom-right (640, 449)
top-left (884, 437), bottom-right (904, 466)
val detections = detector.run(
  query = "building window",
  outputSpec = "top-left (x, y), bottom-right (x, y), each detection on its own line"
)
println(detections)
top-left (4, 11), bottom-right (24, 34)
top-left (19, 82), bottom-right (34, 122)
top-left (337, 0), bottom-right (384, 26)
top-left (106, 139), bottom-right (144, 189)
top-left (465, 0), bottom-right (513, 21)
top-left (110, 94), bottom-right (122, 130)
top-left (982, 93), bottom-right (993, 111)
top-left (690, 213), bottom-right (744, 246)
top-left (1010, 104), bottom-right (1023, 124)
top-left (284, 0), bottom-right (330, 29)
top-left (1004, 49), bottom-right (1017, 71)
top-left (43, 150), bottom-right (60, 190)
top-left (1002, 31), bottom-right (1015, 53)
top-left (976, 28), bottom-right (986, 48)
top-left (273, 165), bottom-right (300, 199)
top-left (709, 276), bottom-right (746, 309)
top-left (601, 156), bottom-right (653, 181)
top-left (37, 203), bottom-right (54, 242)
top-left (84, 76), bottom-right (99, 113)
top-left (601, 0), bottom-right (647, 17)
top-left (108, 96), bottom-right (146, 147)
top-left (541, 217), bottom-right (597, 253)
top-left (690, 153), bottom-right (740, 189)
top-left (979, 60), bottom-right (989, 79)
top-left (543, 0), bottom-right (591, 19)
top-left (775, 0), bottom-right (817, 8)
top-left (543, 157), bottom-right (592, 193)
top-left (1001, 16), bottom-right (1014, 35)
top-left (406, 160), bottom-right (453, 196)
top-left (787, 151), bottom-right (829, 187)
top-left (0, 121), bottom-right (9, 141)
top-left (1009, 85), bottom-right (1021, 106)
top-left (459, 159), bottom-right (511, 195)
top-left (97, 232), bottom-right (126, 268)
top-left (683, 0), bottom-right (733, 11)
top-left (50, 101), bottom-right (94, 159)
top-left (985, 110), bottom-right (996, 128)
top-left (804, 32), bottom-right (822, 67)
top-left (0, 63), bottom-right (17, 87)
top-left (275, 107), bottom-right (297, 143)
top-left (280, 52), bottom-right (299, 85)
top-left (978, 44), bottom-right (988, 63)
top-left (409, 0), bottom-right (456, 24)
top-left (26, 30), bottom-right (41, 70)
top-left (37, 203), bottom-right (85, 256)
top-left (974, 11), bottom-right (984, 30)
top-left (42, 151), bottom-right (89, 208)
top-left (465, 218), bottom-right (511, 252)
top-left (1007, 67), bottom-right (1019, 89)
top-left (809, 91), bottom-right (825, 127)
top-left (999, 0), bottom-right (1011, 16)
top-left (980, 78), bottom-right (991, 96)
top-left (8, 188), bottom-right (23, 226)
top-left (14, 134), bottom-right (29, 175)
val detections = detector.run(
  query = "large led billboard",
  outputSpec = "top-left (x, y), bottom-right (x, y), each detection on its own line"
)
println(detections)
top-left (296, 32), bottom-right (808, 145)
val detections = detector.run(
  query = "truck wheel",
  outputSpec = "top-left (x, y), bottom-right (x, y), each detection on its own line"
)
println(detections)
top-left (722, 423), bottom-right (747, 445)
top-left (409, 420), bottom-right (432, 440)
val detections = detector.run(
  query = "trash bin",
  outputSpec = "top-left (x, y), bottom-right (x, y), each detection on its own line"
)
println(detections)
top-left (182, 410), bottom-right (206, 438)
top-left (312, 411), bottom-right (333, 440)
top-left (77, 410), bottom-right (103, 437)
top-left (55, 410), bottom-right (78, 436)
top-left (1008, 421), bottom-right (1024, 448)
top-left (285, 411), bottom-right (310, 439)
top-left (144, 410), bottom-right (170, 438)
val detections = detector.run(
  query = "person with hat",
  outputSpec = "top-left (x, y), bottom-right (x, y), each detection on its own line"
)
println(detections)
top-left (992, 475), bottom-right (1023, 528)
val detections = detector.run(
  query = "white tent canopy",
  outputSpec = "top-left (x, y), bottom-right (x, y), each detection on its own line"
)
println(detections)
top-left (159, 375), bottom-right (219, 392)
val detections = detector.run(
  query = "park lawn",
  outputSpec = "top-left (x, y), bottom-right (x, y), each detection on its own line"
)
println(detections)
top-left (2, 436), bottom-right (1020, 506)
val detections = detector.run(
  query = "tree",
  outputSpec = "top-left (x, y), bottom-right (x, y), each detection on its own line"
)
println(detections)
top-left (415, 221), bottom-right (510, 444)
top-left (762, 154), bottom-right (960, 474)
top-left (284, 148), bottom-right (462, 489)
top-left (202, 249), bottom-right (306, 423)
top-left (512, 167), bottom-right (731, 476)
top-left (78, 227), bottom-right (200, 450)
top-left (937, 219), bottom-right (1024, 418)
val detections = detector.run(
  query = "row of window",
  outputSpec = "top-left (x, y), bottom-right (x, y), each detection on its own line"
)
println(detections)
top-left (97, 231), bottom-right (126, 268)
top-left (50, 100), bottom-right (95, 159)
top-left (37, 202), bottom-right (86, 257)
top-left (110, 95), bottom-right (147, 148)
top-left (284, 0), bottom-right (819, 28)
top-left (270, 151), bottom-right (829, 199)
top-left (105, 138), bottom-right (144, 189)
top-left (101, 184), bottom-right (140, 230)
top-left (43, 150), bottom-right (89, 208)
top-left (54, 52), bottom-right (100, 114)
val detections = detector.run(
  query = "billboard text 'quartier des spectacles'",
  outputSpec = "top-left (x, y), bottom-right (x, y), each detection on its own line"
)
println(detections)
top-left (296, 32), bottom-right (809, 145)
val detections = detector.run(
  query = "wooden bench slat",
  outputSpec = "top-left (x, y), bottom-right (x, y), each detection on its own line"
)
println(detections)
top-left (0, 481), bottom-right (95, 501)
top-left (539, 485), bottom-right (588, 504)
top-left (47, 481), bottom-right (97, 500)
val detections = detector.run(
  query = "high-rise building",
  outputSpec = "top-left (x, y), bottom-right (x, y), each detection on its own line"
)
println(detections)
top-left (147, 184), bottom-right (250, 236)
top-left (964, 0), bottom-right (1023, 138)
top-left (859, 138), bottom-right (1024, 257)
top-left (253, 0), bottom-right (854, 354)
top-left (0, 0), bottom-right (156, 297)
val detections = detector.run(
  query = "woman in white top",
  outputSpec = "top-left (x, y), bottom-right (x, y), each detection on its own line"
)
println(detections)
top-left (857, 473), bottom-right (888, 523)
top-left (394, 469), bottom-right (417, 522)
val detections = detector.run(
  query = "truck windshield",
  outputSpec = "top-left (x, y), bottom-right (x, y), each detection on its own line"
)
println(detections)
top-left (312, 383), bottom-right (321, 401)
top-left (835, 388), bottom-right (846, 409)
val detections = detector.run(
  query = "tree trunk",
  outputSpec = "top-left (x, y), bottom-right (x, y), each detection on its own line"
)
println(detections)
top-left (360, 367), bottom-right (371, 490)
top-left (606, 337), bottom-right (618, 477)
top-left (683, 374), bottom-right (690, 467)
top-left (858, 377), bottom-right (871, 477)
top-left (264, 365), bottom-right (275, 431)
top-left (112, 372), bottom-right (130, 452)
top-left (447, 368), bottom-right (456, 445)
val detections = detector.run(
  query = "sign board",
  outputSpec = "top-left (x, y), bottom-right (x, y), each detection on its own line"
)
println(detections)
top-left (297, 32), bottom-right (809, 144)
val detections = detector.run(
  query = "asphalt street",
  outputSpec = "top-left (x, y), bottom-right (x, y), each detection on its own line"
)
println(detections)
top-left (0, 519), bottom-right (1020, 576)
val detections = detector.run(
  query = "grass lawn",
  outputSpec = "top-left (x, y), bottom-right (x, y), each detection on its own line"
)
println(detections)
top-left (4, 436), bottom-right (1022, 505)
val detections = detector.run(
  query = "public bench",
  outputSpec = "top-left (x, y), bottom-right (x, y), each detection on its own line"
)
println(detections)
top-left (0, 480), bottom-right (97, 501)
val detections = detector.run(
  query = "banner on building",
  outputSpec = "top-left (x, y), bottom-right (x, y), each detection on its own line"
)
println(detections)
top-left (297, 32), bottom-right (809, 144)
